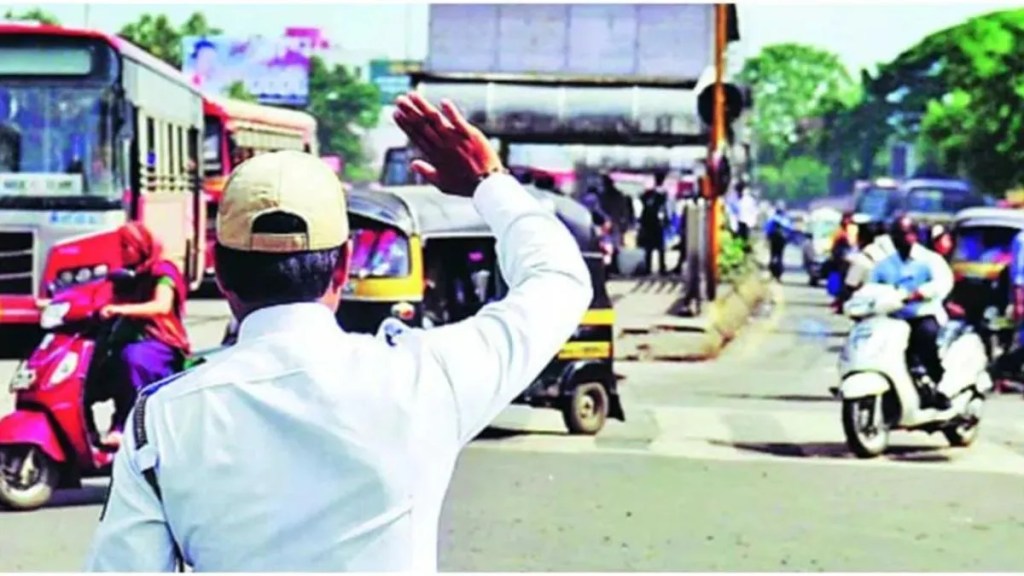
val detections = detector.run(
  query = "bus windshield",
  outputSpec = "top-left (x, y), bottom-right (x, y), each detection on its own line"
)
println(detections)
top-left (0, 85), bottom-right (117, 199)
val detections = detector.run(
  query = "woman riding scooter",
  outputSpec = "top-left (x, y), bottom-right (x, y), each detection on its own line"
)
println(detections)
top-left (96, 222), bottom-right (191, 448)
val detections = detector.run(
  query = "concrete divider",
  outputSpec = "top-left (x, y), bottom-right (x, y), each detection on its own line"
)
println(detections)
top-left (703, 269), bottom-right (771, 358)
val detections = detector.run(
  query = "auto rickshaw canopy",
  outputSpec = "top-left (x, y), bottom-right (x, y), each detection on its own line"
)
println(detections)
top-left (347, 183), bottom-right (599, 250)
top-left (950, 206), bottom-right (1024, 281)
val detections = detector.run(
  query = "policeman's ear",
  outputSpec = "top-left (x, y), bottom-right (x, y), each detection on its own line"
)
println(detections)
top-left (330, 242), bottom-right (351, 291)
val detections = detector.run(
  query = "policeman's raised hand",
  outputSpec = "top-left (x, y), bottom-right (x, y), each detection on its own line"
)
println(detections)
top-left (392, 92), bottom-right (503, 197)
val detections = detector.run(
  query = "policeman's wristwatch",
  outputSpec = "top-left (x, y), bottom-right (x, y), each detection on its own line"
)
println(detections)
top-left (467, 165), bottom-right (509, 195)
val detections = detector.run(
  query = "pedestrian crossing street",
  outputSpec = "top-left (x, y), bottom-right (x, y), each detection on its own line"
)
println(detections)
top-left (471, 404), bottom-right (1024, 477)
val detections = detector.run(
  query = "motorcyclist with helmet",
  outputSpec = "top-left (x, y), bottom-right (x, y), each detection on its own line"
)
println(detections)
top-left (867, 213), bottom-right (955, 408)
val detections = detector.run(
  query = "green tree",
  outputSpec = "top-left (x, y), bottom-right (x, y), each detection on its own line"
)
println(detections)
top-left (119, 13), bottom-right (383, 177)
top-left (226, 81), bottom-right (257, 103)
top-left (3, 7), bottom-right (60, 25)
top-left (739, 43), bottom-right (858, 165)
top-left (854, 8), bottom-right (1024, 193)
top-left (779, 156), bottom-right (831, 201)
top-left (305, 56), bottom-right (381, 180)
top-left (117, 12), bottom-right (221, 69)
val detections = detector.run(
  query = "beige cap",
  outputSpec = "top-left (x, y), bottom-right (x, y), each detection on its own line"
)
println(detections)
top-left (216, 150), bottom-right (348, 253)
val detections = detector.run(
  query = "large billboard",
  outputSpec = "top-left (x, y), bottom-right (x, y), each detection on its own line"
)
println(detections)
top-left (181, 35), bottom-right (311, 106)
top-left (426, 4), bottom-right (714, 81)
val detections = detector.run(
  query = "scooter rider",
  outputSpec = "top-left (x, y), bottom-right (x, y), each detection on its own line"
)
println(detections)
top-left (868, 213), bottom-right (955, 408)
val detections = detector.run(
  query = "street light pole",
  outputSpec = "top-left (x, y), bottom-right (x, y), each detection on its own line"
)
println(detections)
top-left (705, 3), bottom-right (728, 301)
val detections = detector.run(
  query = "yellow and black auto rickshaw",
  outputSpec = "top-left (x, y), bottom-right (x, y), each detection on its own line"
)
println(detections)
top-left (336, 183), bottom-right (623, 435)
top-left (949, 207), bottom-right (1024, 359)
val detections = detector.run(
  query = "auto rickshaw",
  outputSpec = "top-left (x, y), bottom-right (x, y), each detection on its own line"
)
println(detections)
top-left (336, 183), bottom-right (624, 435)
top-left (949, 207), bottom-right (1024, 358)
top-left (801, 207), bottom-right (842, 286)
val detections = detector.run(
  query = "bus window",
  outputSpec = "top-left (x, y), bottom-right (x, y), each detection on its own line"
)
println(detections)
top-left (203, 117), bottom-right (223, 177)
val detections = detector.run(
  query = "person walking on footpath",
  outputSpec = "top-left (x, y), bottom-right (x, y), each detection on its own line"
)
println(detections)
top-left (84, 92), bottom-right (593, 572)
top-left (638, 169), bottom-right (671, 275)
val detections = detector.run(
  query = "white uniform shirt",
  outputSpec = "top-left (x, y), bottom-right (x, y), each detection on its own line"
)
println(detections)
top-left (738, 193), bottom-right (759, 228)
top-left (84, 174), bottom-right (593, 572)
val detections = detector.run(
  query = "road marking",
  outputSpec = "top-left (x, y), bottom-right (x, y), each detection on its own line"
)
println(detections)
top-left (468, 404), bottom-right (1024, 477)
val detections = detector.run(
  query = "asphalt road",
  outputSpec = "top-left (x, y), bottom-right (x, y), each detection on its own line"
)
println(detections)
top-left (1, 248), bottom-right (1023, 571)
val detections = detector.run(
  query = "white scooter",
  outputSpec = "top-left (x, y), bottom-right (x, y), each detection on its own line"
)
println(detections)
top-left (836, 283), bottom-right (993, 458)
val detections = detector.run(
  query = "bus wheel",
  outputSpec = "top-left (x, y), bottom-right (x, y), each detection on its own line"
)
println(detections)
top-left (562, 382), bottom-right (608, 435)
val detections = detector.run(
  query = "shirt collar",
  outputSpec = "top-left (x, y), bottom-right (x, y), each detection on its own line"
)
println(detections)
top-left (237, 302), bottom-right (342, 342)
top-left (897, 243), bottom-right (927, 262)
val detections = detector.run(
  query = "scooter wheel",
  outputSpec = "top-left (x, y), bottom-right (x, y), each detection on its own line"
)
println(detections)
top-left (841, 397), bottom-right (890, 458)
top-left (943, 396), bottom-right (984, 447)
top-left (0, 445), bottom-right (59, 511)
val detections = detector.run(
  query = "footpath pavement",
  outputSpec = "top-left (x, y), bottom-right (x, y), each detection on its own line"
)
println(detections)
top-left (611, 265), bottom-right (771, 363)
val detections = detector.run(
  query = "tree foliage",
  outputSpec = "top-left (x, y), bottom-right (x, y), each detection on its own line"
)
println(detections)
top-left (226, 81), bottom-right (258, 103)
top-left (117, 12), bottom-right (221, 69)
top-left (902, 8), bottom-right (1024, 193)
top-left (3, 7), bottom-right (60, 25)
top-left (756, 156), bottom-right (830, 202)
top-left (306, 56), bottom-right (381, 179)
top-left (742, 10), bottom-right (1024, 199)
top-left (739, 43), bottom-right (858, 165)
top-left (116, 13), bottom-right (381, 176)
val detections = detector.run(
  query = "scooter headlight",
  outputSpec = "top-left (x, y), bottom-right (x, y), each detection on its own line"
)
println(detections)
top-left (48, 352), bottom-right (78, 387)
top-left (40, 302), bottom-right (71, 329)
top-left (9, 364), bottom-right (36, 392)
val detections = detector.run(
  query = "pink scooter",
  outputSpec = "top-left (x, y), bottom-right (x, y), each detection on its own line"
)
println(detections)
top-left (0, 271), bottom-right (133, 510)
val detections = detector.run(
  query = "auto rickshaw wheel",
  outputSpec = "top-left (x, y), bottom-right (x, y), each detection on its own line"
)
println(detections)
top-left (562, 382), bottom-right (609, 435)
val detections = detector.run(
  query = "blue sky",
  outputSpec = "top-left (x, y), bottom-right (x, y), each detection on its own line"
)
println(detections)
top-left (17, 2), bottom-right (1020, 74)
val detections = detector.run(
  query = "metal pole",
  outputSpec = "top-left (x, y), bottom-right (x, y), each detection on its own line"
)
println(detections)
top-left (704, 3), bottom-right (728, 301)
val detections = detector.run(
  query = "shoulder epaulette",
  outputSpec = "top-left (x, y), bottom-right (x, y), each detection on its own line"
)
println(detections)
top-left (131, 366), bottom-right (197, 572)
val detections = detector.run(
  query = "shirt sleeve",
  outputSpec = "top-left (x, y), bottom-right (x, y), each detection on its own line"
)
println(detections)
top-left (83, 408), bottom-right (179, 572)
top-left (155, 275), bottom-right (176, 290)
top-left (406, 174), bottom-right (593, 446)
top-left (868, 258), bottom-right (884, 284)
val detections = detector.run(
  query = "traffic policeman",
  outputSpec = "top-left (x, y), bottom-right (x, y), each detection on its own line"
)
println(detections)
top-left (84, 93), bottom-right (593, 571)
